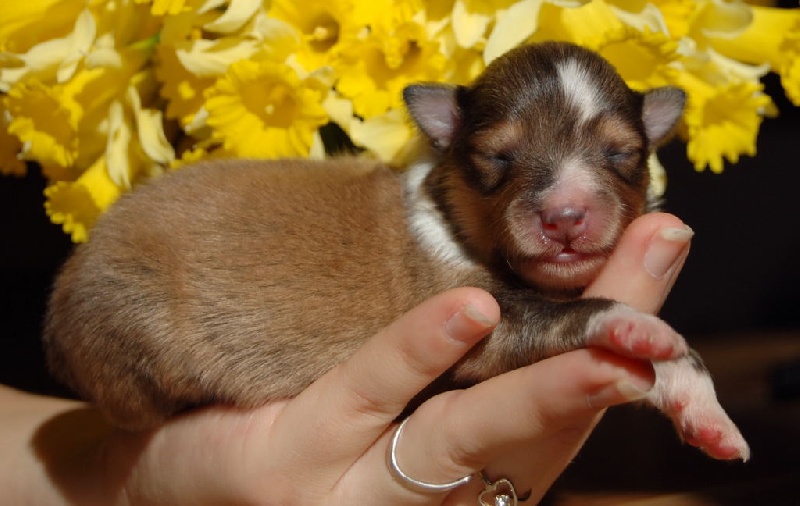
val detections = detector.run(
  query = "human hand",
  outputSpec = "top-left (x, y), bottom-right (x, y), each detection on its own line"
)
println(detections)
top-left (31, 212), bottom-right (690, 505)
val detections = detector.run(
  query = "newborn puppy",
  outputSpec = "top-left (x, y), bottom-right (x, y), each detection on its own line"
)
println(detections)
top-left (44, 42), bottom-right (749, 460)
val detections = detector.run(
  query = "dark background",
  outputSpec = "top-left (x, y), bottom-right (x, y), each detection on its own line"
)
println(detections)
top-left (2, 72), bottom-right (799, 501)
top-left (658, 74), bottom-right (800, 336)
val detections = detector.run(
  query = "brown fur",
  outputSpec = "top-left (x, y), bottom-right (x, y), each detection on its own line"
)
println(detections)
top-left (44, 42), bottom-right (687, 430)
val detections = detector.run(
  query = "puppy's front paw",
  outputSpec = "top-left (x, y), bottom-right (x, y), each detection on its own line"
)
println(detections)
top-left (651, 356), bottom-right (750, 461)
top-left (586, 305), bottom-right (688, 361)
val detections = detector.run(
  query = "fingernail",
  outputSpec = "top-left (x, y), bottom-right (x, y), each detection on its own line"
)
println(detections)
top-left (444, 304), bottom-right (497, 343)
top-left (589, 376), bottom-right (654, 408)
top-left (644, 225), bottom-right (694, 279)
top-left (615, 378), bottom-right (654, 402)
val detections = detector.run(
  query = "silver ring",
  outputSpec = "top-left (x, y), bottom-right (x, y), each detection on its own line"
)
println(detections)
top-left (387, 417), bottom-right (474, 493)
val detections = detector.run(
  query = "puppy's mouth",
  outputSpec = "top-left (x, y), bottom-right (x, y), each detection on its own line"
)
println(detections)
top-left (515, 247), bottom-right (609, 292)
top-left (541, 247), bottom-right (592, 264)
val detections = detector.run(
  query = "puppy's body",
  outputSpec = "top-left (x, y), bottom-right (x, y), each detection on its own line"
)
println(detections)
top-left (44, 43), bottom-right (749, 460)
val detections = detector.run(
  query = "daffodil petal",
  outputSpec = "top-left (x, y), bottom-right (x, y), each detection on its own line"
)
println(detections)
top-left (250, 14), bottom-right (300, 57)
top-left (57, 9), bottom-right (96, 82)
top-left (86, 33), bottom-right (124, 68)
top-left (556, 0), bottom-right (625, 49)
top-left (44, 157), bottom-right (123, 243)
top-left (484, 0), bottom-right (542, 64)
top-left (647, 153), bottom-right (666, 199)
top-left (203, 0), bottom-right (262, 33)
top-left (696, 0), bottom-right (753, 39)
top-left (197, 0), bottom-right (228, 15)
top-left (105, 100), bottom-right (133, 189)
top-left (184, 106), bottom-right (210, 133)
top-left (176, 38), bottom-right (259, 77)
top-left (309, 130), bottom-right (326, 160)
top-left (609, 3), bottom-right (668, 34)
top-left (0, 8), bottom-right (96, 90)
top-left (322, 91), bottom-right (354, 131)
top-left (127, 85), bottom-right (176, 165)
top-left (706, 47), bottom-right (770, 82)
top-left (348, 108), bottom-right (413, 163)
top-left (452, 0), bottom-right (492, 49)
top-left (0, 0), bottom-right (83, 52)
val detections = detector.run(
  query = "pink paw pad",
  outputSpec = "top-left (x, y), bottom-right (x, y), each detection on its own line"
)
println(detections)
top-left (682, 422), bottom-right (748, 461)
top-left (588, 307), bottom-right (688, 361)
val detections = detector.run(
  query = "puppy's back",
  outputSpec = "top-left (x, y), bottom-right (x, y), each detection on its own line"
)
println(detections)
top-left (43, 158), bottom-right (444, 429)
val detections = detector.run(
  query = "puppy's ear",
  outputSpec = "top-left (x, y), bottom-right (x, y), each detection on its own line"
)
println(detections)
top-left (403, 84), bottom-right (461, 150)
top-left (642, 86), bottom-right (686, 148)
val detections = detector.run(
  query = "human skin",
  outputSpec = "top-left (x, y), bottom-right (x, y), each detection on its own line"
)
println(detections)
top-left (0, 212), bottom-right (690, 505)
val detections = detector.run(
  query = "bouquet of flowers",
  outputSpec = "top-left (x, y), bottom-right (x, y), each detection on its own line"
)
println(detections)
top-left (1, 0), bottom-right (797, 242)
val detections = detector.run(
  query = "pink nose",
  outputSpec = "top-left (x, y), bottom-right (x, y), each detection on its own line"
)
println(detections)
top-left (540, 206), bottom-right (588, 244)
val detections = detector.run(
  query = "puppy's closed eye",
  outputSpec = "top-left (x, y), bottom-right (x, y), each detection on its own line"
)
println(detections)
top-left (605, 148), bottom-right (640, 169)
top-left (484, 151), bottom-right (515, 170)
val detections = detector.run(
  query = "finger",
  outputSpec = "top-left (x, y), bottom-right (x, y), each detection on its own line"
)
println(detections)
top-left (262, 287), bottom-right (500, 481)
top-left (353, 348), bottom-right (654, 504)
top-left (584, 212), bottom-right (692, 314)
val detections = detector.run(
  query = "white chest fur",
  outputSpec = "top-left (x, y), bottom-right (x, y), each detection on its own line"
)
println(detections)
top-left (405, 159), bottom-right (476, 269)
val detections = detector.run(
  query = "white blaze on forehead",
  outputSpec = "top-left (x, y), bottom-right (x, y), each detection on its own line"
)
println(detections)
top-left (556, 58), bottom-right (603, 123)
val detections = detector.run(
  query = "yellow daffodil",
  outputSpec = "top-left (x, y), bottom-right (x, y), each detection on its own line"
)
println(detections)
top-left (595, 28), bottom-right (681, 91)
top-left (679, 72), bottom-right (771, 173)
top-left (687, 0), bottom-right (753, 43)
top-left (349, 108), bottom-right (415, 164)
top-left (423, 0), bottom-right (457, 27)
top-left (710, 6), bottom-right (800, 106)
top-left (453, 0), bottom-right (519, 51)
top-left (518, 0), bottom-right (680, 91)
top-left (1, 9), bottom-right (94, 91)
top-left (269, 0), bottom-right (356, 72)
top-left (176, 38), bottom-right (261, 77)
top-left (1, 0), bottom-right (797, 241)
top-left (156, 2), bottom-right (298, 126)
top-left (203, 0), bottom-right (263, 34)
top-left (44, 156), bottom-right (124, 243)
top-left (0, 0), bottom-right (84, 53)
top-left (1, 0), bottom-right (160, 91)
top-left (155, 6), bottom-right (224, 125)
top-left (156, 46), bottom-right (216, 127)
top-left (417, 6), bottom-right (486, 84)
top-left (336, 3), bottom-right (446, 118)
top-left (5, 76), bottom-right (83, 168)
top-left (204, 58), bottom-right (329, 158)
top-left (105, 81), bottom-right (175, 189)
top-left (128, 86), bottom-right (176, 171)
top-left (483, 0), bottom-right (587, 64)
top-left (321, 90), bottom-right (413, 163)
top-left (445, 45), bottom-right (486, 85)
top-left (607, 0), bottom-right (694, 38)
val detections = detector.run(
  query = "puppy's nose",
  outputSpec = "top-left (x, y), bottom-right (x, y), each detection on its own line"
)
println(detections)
top-left (540, 206), bottom-right (588, 243)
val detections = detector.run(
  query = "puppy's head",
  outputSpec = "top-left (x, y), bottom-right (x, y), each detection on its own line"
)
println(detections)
top-left (404, 42), bottom-right (685, 296)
